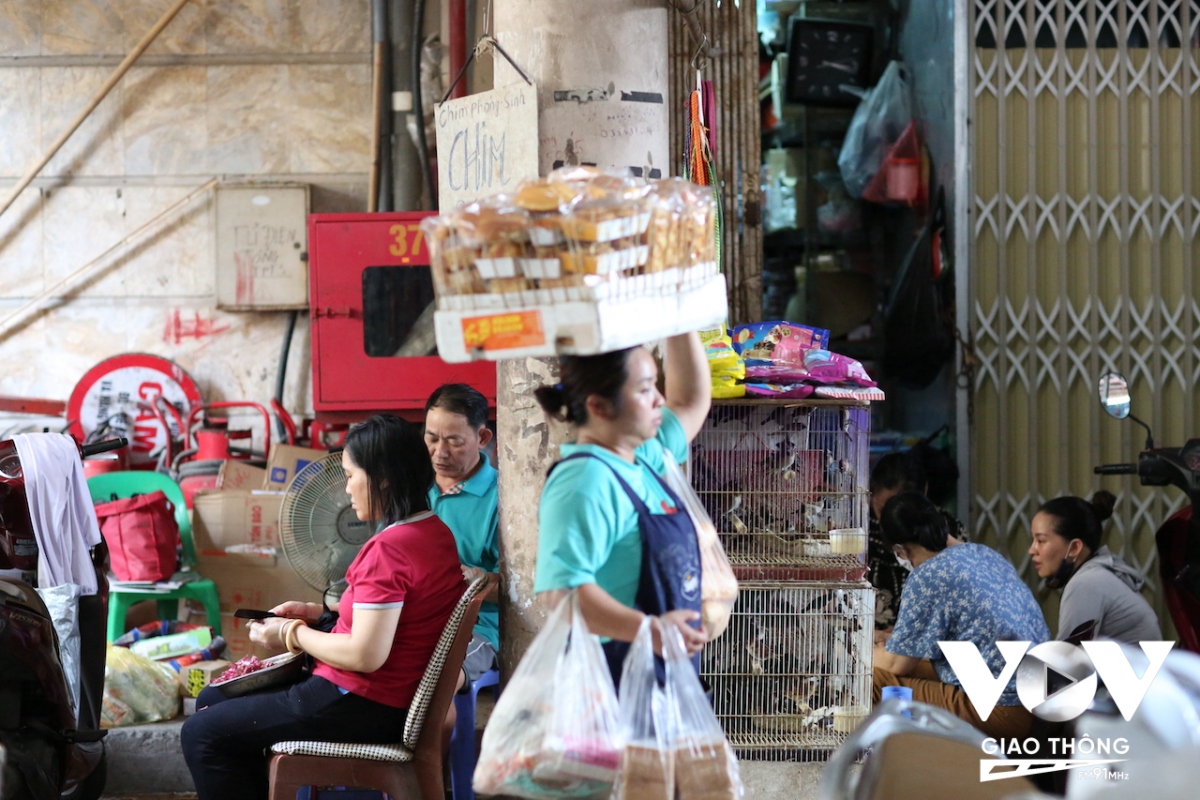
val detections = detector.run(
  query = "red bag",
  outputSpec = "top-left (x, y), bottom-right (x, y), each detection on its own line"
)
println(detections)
top-left (94, 491), bottom-right (180, 582)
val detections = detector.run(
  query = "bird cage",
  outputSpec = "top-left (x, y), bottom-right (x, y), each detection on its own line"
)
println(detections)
top-left (690, 399), bottom-right (871, 573)
top-left (701, 580), bottom-right (874, 756)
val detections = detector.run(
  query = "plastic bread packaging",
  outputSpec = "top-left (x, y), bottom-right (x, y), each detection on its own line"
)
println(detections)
top-left (660, 627), bottom-right (745, 800)
top-left (613, 619), bottom-right (675, 800)
top-left (464, 195), bottom-right (533, 280)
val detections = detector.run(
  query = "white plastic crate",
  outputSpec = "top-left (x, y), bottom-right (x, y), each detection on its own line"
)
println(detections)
top-left (433, 268), bottom-right (727, 362)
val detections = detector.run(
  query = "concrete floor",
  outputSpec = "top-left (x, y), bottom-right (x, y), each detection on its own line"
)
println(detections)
top-left (99, 702), bottom-right (836, 800)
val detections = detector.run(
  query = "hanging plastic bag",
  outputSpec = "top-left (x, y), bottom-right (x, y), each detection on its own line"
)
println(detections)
top-left (101, 644), bottom-right (180, 727)
top-left (837, 61), bottom-right (912, 198)
top-left (473, 592), bottom-right (620, 799)
top-left (613, 618), bottom-right (674, 800)
top-left (661, 627), bottom-right (744, 800)
top-left (661, 457), bottom-right (739, 640)
top-left (37, 583), bottom-right (82, 720)
top-left (862, 121), bottom-right (924, 207)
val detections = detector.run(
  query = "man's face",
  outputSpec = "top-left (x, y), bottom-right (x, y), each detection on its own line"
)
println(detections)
top-left (424, 407), bottom-right (491, 483)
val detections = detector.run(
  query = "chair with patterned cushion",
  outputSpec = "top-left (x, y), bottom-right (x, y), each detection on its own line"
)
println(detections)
top-left (267, 574), bottom-right (494, 800)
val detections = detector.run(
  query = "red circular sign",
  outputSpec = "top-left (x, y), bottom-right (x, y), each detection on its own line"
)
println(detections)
top-left (67, 354), bottom-right (203, 467)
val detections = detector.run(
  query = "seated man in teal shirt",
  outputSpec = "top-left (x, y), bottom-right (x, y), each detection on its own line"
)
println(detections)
top-left (424, 384), bottom-right (500, 688)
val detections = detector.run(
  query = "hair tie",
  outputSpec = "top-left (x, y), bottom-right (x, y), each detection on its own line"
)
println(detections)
top-left (554, 383), bottom-right (564, 392)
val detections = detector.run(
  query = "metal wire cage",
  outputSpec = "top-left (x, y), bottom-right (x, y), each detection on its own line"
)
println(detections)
top-left (701, 580), bottom-right (874, 756)
top-left (691, 399), bottom-right (871, 569)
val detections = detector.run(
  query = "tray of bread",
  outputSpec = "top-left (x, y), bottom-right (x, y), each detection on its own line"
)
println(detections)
top-left (424, 167), bottom-right (728, 361)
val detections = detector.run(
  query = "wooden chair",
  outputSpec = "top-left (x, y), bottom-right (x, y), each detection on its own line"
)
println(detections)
top-left (266, 575), bottom-right (494, 800)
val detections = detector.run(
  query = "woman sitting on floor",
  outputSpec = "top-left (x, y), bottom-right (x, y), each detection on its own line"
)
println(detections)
top-left (872, 492), bottom-right (1050, 739)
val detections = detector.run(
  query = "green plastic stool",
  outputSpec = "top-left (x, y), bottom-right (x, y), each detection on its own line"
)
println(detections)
top-left (88, 471), bottom-right (222, 642)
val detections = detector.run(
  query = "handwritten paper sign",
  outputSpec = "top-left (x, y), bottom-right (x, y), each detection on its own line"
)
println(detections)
top-left (435, 81), bottom-right (539, 210)
top-left (215, 185), bottom-right (309, 310)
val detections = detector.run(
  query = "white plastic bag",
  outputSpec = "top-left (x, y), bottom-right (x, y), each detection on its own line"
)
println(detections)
top-left (661, 456), bottom-right (738, 639)
top-left (37, 583), bottom-right (82, 720)
top-left (473, 592), bottom-right (620, 799)
top-left (837, 61), bottom-right (912, 198)
top-left (613, 619), bottom-right (674, 800)
top-left (662, 627), bottom-right (744, 800)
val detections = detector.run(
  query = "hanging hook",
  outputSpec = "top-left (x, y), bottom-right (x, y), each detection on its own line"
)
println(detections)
top-left (691, 31), bottom-right (711, 73)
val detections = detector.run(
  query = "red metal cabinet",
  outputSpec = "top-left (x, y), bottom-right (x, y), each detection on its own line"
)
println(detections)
top-left (308, 212), bottom-right (495, 421)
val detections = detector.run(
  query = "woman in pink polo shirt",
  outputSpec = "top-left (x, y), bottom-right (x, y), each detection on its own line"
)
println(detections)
top-left (181, 415), bottom-right (465, 800)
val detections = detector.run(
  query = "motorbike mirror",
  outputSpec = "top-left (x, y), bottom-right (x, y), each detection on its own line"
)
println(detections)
top-left (1098, 371), bottom-right (1132, 420)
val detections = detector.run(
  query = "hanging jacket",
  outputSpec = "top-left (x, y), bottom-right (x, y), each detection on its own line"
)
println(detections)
top-left (13, 433), bottom-right (102, 595)
top-left (1057, 545), bottom-right (1161, 644)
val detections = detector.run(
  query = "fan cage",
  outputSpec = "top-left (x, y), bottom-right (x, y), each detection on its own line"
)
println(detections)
top-left (691, 400), bottom-right (871, 569)
top-left (700, 580), bottom-right (874, 757)
top-left (279, 452), bottom-right (366, 592)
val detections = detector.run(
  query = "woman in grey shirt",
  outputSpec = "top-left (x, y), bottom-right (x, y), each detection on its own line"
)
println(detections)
top-left (1028, 490), bottom-right (1161, 643)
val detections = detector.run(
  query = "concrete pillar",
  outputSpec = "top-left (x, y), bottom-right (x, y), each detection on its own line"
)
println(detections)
top-left (491, 0), bottom-right (670, 674)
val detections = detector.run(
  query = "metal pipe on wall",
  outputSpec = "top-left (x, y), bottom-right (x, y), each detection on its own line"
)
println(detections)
top-left (448, 0), bottom-right (468, 100)
top-left (388, 0), bottom-right (423, 211)
top-left (369, 0), bottom-right (390, 212)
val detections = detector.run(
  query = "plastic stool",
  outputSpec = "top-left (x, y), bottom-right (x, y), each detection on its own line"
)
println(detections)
top-left (449, 668), bottom-right (499, 800)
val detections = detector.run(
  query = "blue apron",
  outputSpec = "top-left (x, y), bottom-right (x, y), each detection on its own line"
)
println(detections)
top-left (550, 453), bottom-right (702, 686)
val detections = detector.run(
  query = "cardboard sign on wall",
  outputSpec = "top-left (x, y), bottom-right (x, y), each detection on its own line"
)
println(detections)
top-left (435, 81), bottom-right (539, 211)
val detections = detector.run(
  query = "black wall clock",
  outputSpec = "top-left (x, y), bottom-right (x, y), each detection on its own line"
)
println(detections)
top-left (786, 18), bottom-right (875, 107)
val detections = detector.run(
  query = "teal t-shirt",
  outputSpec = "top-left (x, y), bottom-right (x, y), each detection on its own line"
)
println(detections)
top-left (427, 453), bottom-right (500, 650)
top-left (534, 408), bottom-right (690, 608)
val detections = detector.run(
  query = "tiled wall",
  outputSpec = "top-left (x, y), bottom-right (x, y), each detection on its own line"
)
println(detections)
top-left (0, 0), bottom-right (373, 433)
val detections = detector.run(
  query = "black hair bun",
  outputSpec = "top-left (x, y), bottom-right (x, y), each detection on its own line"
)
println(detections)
top-left (1090, 490), bottom-right (1117, 523)
top-left (533, 384), bottom-right (568, 420)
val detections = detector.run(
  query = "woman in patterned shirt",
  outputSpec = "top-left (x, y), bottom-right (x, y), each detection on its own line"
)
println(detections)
top-left (872, 492), bottom-right (1049, 739)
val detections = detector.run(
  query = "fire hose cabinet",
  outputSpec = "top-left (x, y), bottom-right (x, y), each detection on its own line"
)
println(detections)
top-left (308, 212), bottom-right (496, 421)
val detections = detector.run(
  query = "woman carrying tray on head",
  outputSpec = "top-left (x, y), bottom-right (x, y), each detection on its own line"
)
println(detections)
top-left (533, 332), bottom-right (712, 683)
top-left (181, 415), bottom-right (466, 800)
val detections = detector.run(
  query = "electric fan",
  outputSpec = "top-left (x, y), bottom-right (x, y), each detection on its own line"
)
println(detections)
top-left (279, 453), bottom-right (375, 591)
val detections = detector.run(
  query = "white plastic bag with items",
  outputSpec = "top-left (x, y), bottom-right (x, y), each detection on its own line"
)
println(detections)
top-left (101, 644), bottom-right (180, 727)
top-left (473, 591), bottom-right (620, 799)
top-left (661, 456), bottom-right (738, 640)
top-left (837, 61), bottom-right (912, 198)
top-left (613, 618), bottom-right (674, 800)
top-left (662, 626), bottom-right (744, 800)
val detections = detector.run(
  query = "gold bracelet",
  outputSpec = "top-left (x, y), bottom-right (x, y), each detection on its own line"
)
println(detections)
top-left (284, 619), bottom-right (305, 655)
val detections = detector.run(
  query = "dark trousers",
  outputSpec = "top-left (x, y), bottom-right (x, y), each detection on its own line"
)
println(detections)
top-left (180, 675), bottom-right (408, 800)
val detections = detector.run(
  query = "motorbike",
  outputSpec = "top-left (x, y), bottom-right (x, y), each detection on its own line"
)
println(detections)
top-left (1094, 371), bottom-right (1200, 653)
top-left (0, 434), bottom-right (127, 800)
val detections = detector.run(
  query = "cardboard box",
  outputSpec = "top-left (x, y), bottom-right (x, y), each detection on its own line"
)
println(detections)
top-left (218, 461), bottom-right (268, 491)
top-left (196, 547), bottom-right (322, 612)
top-left (193, 490), bottom-right (285, 551)
top-left (265, 445), bottom-right (327, 490)
top-left (179, 659), bottom-right (232, 698)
